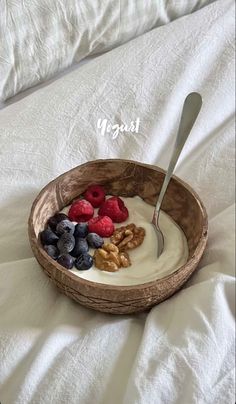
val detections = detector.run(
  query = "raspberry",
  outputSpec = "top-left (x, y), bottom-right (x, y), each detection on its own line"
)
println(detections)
top-left (98, 196), bottom-right (129, 223)
top-left (68, 199), bottom-right (94, 222)
top-left (84, 185), bottom-right (106, 208)
top-left (88, 216), bottom-right (114, 237)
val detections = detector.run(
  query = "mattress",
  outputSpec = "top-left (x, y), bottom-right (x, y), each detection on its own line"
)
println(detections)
top-left (0, 1), bottom-right (235, 403)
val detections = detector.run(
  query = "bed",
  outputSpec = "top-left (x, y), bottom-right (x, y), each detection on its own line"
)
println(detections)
top-left (0, 0), bottom-right (235, 403)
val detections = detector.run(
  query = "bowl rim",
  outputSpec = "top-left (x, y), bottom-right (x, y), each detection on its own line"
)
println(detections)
top-left (28, 158), bottom-right (208, 291)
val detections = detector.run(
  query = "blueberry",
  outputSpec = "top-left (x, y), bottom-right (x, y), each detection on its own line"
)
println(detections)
top-left (75, 253), bottom-right (93, 270)
top-left (87, 233), bottom-right (104, 248)
top-left (56, 219), bottom-right (75, 235)
top-left (48, 213), bottom-right (68, 231)
top-left (57, 254), bottom-right (74, 269)
top-left (71, 238), bottom-right (89, 257)
top-left (40, 229), bottom-right (59, 245)
top-left (74, 223), bottom-right (88, 238)
top-left (44, 245), bottom-right (59, 260)
top-left (57, 233), bottom-right (75, 253)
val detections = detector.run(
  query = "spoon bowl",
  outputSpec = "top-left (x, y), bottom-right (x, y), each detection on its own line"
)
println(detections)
top-left (28, 158), bottom-right (208, 314)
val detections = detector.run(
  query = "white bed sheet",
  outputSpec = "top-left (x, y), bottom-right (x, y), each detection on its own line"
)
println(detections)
top-left (0, 57), bottom-right (95, 111)
top-left (0, 0), bottom-right (235, 403)
top-left (0, 0), bottom-right (216, 101)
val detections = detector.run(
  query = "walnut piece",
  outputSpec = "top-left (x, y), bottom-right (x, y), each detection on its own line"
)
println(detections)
top-left (93, 243), bottom-right (131, 272)
top-left (110, 223), bottom-right (145, 251)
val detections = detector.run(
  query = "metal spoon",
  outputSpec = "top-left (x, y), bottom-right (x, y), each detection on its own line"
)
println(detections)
top-left (152, 92), bottom-right (202, 257)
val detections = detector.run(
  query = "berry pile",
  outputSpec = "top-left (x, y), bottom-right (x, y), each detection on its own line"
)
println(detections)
top-left (40, 184), bottom-right (130, 271)
top-left (40, 216), bottom-right (104, 270)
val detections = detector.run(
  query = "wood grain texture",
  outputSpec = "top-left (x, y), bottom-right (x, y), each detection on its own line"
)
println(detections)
top-left (28, 159), bottom-right (208, 314)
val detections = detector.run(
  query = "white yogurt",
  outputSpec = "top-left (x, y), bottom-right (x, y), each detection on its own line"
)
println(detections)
top-left (64, 196), bottom-right (188, 286)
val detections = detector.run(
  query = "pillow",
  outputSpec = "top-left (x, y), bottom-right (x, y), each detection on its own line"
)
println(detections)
top-left (0, 0), bottom-right (215, 101)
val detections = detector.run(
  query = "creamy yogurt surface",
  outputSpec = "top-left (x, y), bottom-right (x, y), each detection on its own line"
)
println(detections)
top-left (64, 196), bottom-right (188, 286)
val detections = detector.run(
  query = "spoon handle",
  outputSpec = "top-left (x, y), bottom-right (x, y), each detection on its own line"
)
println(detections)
top-left (152, 92), bottom-right (202, 225)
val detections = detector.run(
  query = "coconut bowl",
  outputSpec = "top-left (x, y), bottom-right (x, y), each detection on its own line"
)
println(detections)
top-left (28, 159), bottom-right (208, 314)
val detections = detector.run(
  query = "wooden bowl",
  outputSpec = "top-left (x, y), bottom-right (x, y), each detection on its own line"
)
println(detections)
top-left (28, 159), bottom-right (208, 314)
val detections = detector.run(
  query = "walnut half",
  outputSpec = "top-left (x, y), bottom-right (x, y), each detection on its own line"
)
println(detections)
top-left (110, 223), bottom-right (145, 251)
top-left (93, 243), bottom-right (131, 272)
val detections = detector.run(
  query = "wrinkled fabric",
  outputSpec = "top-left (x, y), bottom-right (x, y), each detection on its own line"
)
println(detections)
top-left (0, 0), bottom-right (215, 101)
top-left (0, 0), bottom-right (235, 403)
